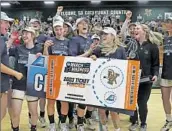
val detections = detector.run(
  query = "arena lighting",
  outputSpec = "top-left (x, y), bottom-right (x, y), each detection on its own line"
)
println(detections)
top-left (91, 0), bottom-right (101, 4)
top-left (44, 1), bottom-right (55, 4)
top-left (1, 2), bottom-right (11, 6)
top-left (138, 0), bottom-right (149, 4)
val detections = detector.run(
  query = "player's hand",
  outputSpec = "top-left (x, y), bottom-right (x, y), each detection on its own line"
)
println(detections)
top-left (90, 55), bottom-right (97, 61)
top-left (44, 40), bottom-right (54, 49)
top-left (126, 11), bottom-right (132, 20)
top-left (36, 53), bottom-right (42, 58)
top-left (152, 75), bottom-right (158, 82)
top-left (15, 72), bottom-right (23, 80)
top-left (57, 6), bottom-right (63, 13)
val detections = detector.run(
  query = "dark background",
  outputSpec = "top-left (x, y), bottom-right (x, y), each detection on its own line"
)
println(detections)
top-left (2, 1), bottom-right (172, 22)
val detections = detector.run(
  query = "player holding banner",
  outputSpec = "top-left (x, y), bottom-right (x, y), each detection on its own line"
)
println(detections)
top-left (90, 27), bottom-right (127, 131)
top-left (43, 15), bottom-right (71, 131)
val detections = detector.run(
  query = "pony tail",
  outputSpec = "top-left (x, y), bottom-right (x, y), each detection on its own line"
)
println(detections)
top-left (149, 31), bottom-right (163, 46)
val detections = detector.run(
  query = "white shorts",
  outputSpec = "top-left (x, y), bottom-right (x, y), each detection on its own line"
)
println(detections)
top-left (12, 89), bottom-right (39, 102)
top-left (160, 79), bottom-right (172, 87)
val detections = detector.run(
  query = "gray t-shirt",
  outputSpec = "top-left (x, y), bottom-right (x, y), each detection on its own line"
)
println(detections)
top-left (0, 36), bottom-right (10, 93)
top-left (48, 37), bottom-right (69, 56)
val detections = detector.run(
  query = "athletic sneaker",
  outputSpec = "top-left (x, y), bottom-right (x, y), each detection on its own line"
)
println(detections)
top-left (161, 120), bottom-right (172, 131)
top-left (39, 117), bottom-right (46, 128)
top-left (140, 124), bottom-right (147, 131)
top-left (68, 119), bottom-right (75, 129)
top-left (115, 128), bottom-right (120, 131)
top-left (77, 124), bottom-right (85, 131)
top-left (85, 118), bottom-right (96, 130)
top-left (73, 114), bottom-right (78, 125)
top-left (58, 119), bottom-right (60, 128)
top-left (102, 125), bottom-right (108, 131)
top-left (48, 123), bottom-right (56, 131)
top-left (129, 123), bottom-right (139, 131)
top-left (30, 127), bottom-right (37, 131)
top-left (60, 123), bottom-right (69, 131)
top-left (92, 109), bottom-right (99, 122)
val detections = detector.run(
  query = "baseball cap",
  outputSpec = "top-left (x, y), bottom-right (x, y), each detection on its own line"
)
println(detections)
top-left (64, 22), bottom-right (73, 29)
top-left (91, 34), bottom-right (100, 40)
top-left (72, 24), bottom-right (77, 31)
top-left (22, 27), bottom-right (36, 36)
top-left (53, 21), bottom-right (64, 28)
top-left (1, 12), bottom-right (14, 22)
top-left (167, 17), bottom-right (172, 21)
top-left (53, 15), bottom-right (64, 28)
top-left (102, 27), bottom-right (117, 36)
top-left (29, 18), bottom-right (41, 24)
top-left (76, 18), bottom-right (89, 26)
top-left (128, 23), bottom-right (136, 28)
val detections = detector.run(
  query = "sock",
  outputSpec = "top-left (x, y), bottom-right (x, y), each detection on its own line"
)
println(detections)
top-left (28, 112), bottom-right (31, 119)
top-left (40, 111), bottom-right (45, 118)
top-left (77, 116), bottom-right (84, 125)
top-left (60, 114), bottom-right (67, 123)
top-left (69, 117), bottom-right (74, 123)
top-left (166, 114), bottom-right (172, 121)
top-left (31, 125), bottom-right (37, 131)
top-left (141, 123), bottom-right (146, 127)
top-left (105, 110), bottom-right (109, 118)
top-left (48, 115), bottom-right (55, 124)
top-left (85, 110), bottom-right (92, 119)
top-left (12, 126), bottom-right (19, 131)
top-left (115, 128), bottom-right (120, 131)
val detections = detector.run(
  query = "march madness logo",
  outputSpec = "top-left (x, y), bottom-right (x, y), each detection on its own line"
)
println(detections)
top-left (64, 62), bottom-right (90, 74)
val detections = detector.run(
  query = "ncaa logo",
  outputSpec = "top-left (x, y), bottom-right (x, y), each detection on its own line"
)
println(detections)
top-left (100, 66), bottom-right (124, 89)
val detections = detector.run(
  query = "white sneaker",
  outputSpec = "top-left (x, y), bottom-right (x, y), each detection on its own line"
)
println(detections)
top-left (115, 128), bottom-right (120, 131)
top-left (73, 114), bottom-right (77, 125)
top-left (39, 117), bottom-right (46, 128)
top-left (77, 124), bottom-right (85, 131)
top-left (161, 120), bottom-right (172, 131)
top-left (129, 123), bottom-right (139, 131)
top-left (60, 123), bottom-right (69, 131)
top-left (48, 123), bottom-right (56, 131)
top-left (102, 125), bottom-right (108, 131)
top-left (68, 119), bottom-right (75, 129)
top-left (85, 118), bottom-right (96, 130)
top-left (92, 110), bottom-right (99, 122)
top-left (140, 125), bottom-right (147, 131)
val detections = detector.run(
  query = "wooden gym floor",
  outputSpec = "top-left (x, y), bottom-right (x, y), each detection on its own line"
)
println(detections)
top-left (1, 89), bottom-right (166, 131)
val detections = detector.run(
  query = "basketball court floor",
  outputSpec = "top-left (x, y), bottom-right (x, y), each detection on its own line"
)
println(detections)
top-left (1, 89), bottom-right (165, 131)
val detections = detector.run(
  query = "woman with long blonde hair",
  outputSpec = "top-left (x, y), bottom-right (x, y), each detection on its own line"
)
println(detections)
top-left (129, 24), bottom-right (160, 131)
top-left (90, 27), bottom-right (127, 131)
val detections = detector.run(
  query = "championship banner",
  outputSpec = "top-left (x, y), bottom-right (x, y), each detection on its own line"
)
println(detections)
top-left (26, 54), bottom-right (140, 113)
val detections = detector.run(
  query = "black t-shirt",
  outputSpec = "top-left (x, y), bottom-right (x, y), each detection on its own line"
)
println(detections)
top-left (9, 44), bottom-right (42, 91)
top-left (0, 37), bottom-right (10, 93)
top-left (48, 37), bottom-right (69, 56)
top-left (162, 36), bottom-right (172, 80)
